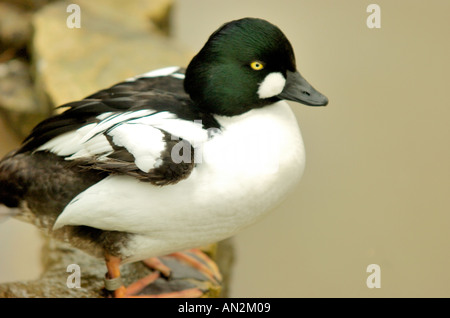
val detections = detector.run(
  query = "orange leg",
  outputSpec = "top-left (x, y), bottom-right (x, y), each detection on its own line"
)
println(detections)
top-left (104, 253), bottom-right (210, 298)
top-left (168, 249), bottom-right (222, 284)
top-left (104, 254), bottom-right (127, 298)
top-left (142, 257), bottom-right (171, 277)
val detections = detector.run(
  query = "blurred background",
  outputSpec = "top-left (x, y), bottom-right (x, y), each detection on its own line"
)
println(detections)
top-left (0, 0), bottom-right (449, 297)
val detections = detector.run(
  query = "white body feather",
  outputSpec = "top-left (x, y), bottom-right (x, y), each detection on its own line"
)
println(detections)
top-left (50, 101), bottom-right (305, 263)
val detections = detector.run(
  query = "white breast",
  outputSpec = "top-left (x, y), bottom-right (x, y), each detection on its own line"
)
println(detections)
top-left (54, 101), bottom-right (305, 262)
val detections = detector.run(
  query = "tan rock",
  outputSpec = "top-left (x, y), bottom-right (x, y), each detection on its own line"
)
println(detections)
top-left (32, 0), bottom-right (192, 108)
top-left (0, 3), bottom-right (32, 50)
top-left (0, 0), bottom-right (58, 12)
top-left (0, 59), bottom-right (36, 113)
top-left (0, 59), bottom-right (46, 138)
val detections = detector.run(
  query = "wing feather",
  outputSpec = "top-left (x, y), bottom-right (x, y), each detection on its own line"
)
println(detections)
top-left (18, 67), bottom-right (219, 185)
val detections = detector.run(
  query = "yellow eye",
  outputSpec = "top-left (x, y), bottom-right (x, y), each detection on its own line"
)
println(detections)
top-left (250, 61), bottom-right (264, 71)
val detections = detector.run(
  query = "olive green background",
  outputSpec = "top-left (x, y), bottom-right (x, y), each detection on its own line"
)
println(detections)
top-left (1, 0), bottom-right (449, 297)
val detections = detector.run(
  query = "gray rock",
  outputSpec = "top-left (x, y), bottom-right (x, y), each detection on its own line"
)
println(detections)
top-left (0, 236), bottom-right (232, 298)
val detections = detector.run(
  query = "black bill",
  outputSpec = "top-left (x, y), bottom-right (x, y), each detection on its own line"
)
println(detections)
top-left (278, 70), bottom-right (328, 106)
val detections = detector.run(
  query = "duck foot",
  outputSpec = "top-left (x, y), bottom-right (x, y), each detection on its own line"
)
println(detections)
top-left (104, 249), bottom-right (221, 298)
top-left (165, 248), bottom-right (222, 284)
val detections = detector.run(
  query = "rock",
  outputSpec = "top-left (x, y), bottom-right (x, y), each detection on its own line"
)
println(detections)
top-left (0, 59), bottom-right (38, 113)
top-left (0, 236), bottom-right (233, 298)
top-left (0, 3), bottom-right (45, 139)
top-left (0, 59), bottom-right (46, 138)
top-left (0, 3), bottom-right (33, 52)
top-left (32, 0), bottom-right (191, 108)
top-left (145, 0), bottom-right (174, 35)
top-left (0, 1), bottom-right (59, 12)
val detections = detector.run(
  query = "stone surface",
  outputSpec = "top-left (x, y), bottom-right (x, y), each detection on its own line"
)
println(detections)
top-left (0, 59), bottom-right (38, 113)
top-left (0, 59), bottom-right (46, 138)
top-left (0, 3), bottom-right (33, 52)
top-left (0, 3), bottom-right (42, 138)
top-left (0, 1), bottom-right (59, 12)
top-left (32, 0), bottom-right (191, 108)
top-left (0, 235), bottom-right (233, 298)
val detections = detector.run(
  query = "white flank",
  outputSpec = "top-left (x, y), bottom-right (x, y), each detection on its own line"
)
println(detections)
top-left (257, 72), bottom-right (286, 99)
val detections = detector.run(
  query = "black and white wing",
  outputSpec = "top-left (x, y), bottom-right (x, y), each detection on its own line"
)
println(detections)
top-left (19, 67), bottom-right (219, 186)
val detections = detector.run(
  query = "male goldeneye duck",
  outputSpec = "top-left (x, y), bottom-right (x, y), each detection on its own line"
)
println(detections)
top-left (0, 17), bottom-right (327, 297)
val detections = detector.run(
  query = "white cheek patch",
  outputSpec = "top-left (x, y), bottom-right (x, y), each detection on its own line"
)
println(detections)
top-left (257, 72), bottom-right (286, 99)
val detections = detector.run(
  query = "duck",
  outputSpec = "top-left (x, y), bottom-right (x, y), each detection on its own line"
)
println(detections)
top-left (0, 17), bottom-right (327, 297)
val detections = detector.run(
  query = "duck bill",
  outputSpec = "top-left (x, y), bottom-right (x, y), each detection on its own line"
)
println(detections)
top-left (278, 70), bottom-right (328, 106)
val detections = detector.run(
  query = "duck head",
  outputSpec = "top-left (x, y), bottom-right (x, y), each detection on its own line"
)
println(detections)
top-left (184, 17), bottom-right (328, 116)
